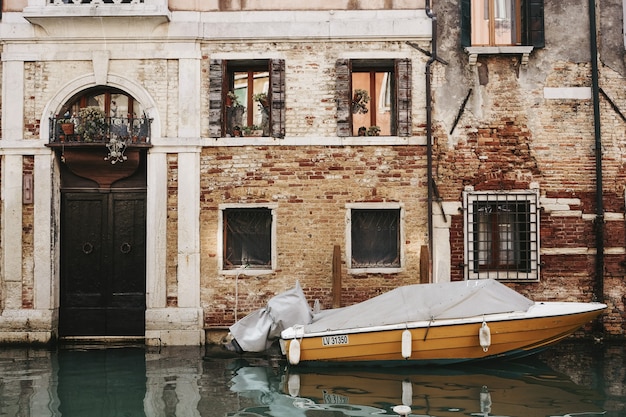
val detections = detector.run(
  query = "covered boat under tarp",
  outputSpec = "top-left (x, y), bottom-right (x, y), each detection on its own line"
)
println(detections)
top-left (227, 281), bottom-right (312, 353)
top-left (303, 279), bottom-right (534, 334)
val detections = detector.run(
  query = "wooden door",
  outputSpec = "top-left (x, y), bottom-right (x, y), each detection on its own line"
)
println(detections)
top-left (60, 192), bottom-right (146, 336)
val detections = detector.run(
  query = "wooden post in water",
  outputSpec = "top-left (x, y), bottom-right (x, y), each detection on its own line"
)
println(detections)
top-left (332, 245), bottom-right (342, 308)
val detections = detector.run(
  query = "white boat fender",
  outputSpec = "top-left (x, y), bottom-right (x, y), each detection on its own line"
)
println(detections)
top-left (392, 405), bottom-right (412, 416)
top-left (401, 329), bottom-right (412, 359)
top-left (288, 338), bottom-right (301, 365)
top-left (479, 321), bottom-right (491, 352)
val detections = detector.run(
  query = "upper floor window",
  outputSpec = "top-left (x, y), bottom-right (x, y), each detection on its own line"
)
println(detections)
top-left (220, 205), bottom-right (276, 272)
top-left (347, 204), bottom-right (403, 273)
top-left (461, 0), bottom-right (544, 48)
top-left (336, 59), bottom-right (412, 138)
top-left (464, 191), bottom-right (539, 281)
top-left (209, 59), bottom-right (285, 138)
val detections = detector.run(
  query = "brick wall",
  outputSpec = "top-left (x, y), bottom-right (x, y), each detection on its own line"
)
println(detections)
top-left (199, 145), bottom-right (428, 327)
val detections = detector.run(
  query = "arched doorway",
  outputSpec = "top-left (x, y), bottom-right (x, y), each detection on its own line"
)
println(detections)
top-left (55, 86), bottom-right (150, 337)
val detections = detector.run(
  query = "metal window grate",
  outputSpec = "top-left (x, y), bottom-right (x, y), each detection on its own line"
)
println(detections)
top-left (465, 191), bottom-right (539, 281)
top-left (351, 208), bottom-right (401, 268)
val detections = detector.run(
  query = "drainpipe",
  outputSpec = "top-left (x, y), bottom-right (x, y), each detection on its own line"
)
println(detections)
top-left (425, 0), bottom-right (437, 282)
top-left (589, 0), bottom-right (604, 304)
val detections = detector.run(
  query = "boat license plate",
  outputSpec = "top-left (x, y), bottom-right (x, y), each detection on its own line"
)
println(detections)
top-left (322, 335), bottom-right (349, 346)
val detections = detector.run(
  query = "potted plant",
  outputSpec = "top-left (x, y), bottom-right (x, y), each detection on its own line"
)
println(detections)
top-left (352, 89), bottom-right (370, 114)
top-left (367, 125), bottom-right (381, 136)
top-left (227, 91), bottom-right (245, 135)
top-left (243, 125), bottom-right (263, 136)
top-left (58, 116), bottom-right (74, 135)
top-left (76, 106), bottom-right (107, 142)
top-left (253, 93), bottom-right (270, 135)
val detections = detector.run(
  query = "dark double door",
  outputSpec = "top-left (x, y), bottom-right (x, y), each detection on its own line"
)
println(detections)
top-left (60, 192), bottom-right (146, 337)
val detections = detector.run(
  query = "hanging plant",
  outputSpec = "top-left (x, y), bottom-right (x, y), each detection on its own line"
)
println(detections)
top-left (351, 89), bottom-right (370, 114)
top-left (76, 106), bottom-right (107, 142)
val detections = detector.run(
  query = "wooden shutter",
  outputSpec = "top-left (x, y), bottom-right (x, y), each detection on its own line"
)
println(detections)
top-left (208, 59), bottom-right (224, 138)
top-left (395, 59), bottom-right (412, 137)
top-left (335, 59), bottom-right (352, 137)
top-left (269, 59), bottom-right (286, 138)
top-left (460, 0), bottom-right (471, 48)
top-left (524, 0), bottom-right (545, 48)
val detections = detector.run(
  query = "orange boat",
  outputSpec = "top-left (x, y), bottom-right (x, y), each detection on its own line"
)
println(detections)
top-left (227, 280), bottom-right (606, 366)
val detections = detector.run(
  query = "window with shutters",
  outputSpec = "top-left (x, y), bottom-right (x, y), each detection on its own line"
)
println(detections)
top-left (346, 203), bottom-right (404, 273)
top-left (336, 59), bottom-right (412, 138)
top-left (461, 0), bottom-right (544, 65)
top-left (209, 59), bottom-right (285, 138)
top-left (220, 205), bottom-right (277, 272)
top-left (464, 191), bottom-right (539, 281)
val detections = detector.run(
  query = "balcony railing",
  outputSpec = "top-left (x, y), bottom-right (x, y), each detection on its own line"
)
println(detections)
top-left (49, 116), bottom-right (152, 147)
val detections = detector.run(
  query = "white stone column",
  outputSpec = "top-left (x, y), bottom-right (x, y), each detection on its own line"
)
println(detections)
top-left (2, 61), bottom-right (25, 141)
top-left (177, 150), bottom-right (200, 309)
top-left (145, 148), bottom-right (203, 346)
top-left (178, 58), bottom-right (201, 138)
top-left (146, 150), bottom-right (168, 310)
top-left (432, 202), bottom-right (460, 284)
top-left (1, 155), bottom-right (24, 309)
top-left (33, 153), bottom-right (54, 310)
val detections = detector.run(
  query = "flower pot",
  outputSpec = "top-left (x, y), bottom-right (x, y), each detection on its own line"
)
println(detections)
top-left (61, 123), bottom-right (74, 135)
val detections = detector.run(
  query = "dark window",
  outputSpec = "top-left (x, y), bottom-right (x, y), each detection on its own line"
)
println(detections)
top-left (461, 0), bottom-right (544, 48)
top-left (209, 59), bottom-right (285, 138)
top-left (465, 193), bottom-right (539, 281)
top-left (223, 208), bottom-right (272, 270)
top-left (351, 209), bottom-right (401, 268)
top-left (336, 59), bottom-right (411, 137)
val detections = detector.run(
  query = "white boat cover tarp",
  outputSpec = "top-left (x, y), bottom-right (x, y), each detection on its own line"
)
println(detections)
top-left (304, 279), bottom-right (535, 334)
top-left (229, 281), bottom-right (313, 352)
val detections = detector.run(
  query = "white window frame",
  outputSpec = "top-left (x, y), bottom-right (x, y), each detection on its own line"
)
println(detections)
top-left (346, 202), bottom-right (405, 274)
top-left (218, 203), bottom-right (278, 275)
top-left (464, 190), bottom-right (540, 281)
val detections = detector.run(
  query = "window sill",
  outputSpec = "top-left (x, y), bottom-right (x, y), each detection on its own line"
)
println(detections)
top-left (221, 268), bottom-right (273, 276)
top-left (348, 267), bottom-right (402, 275)
top-left (464, 46), bottom-right (534, 66)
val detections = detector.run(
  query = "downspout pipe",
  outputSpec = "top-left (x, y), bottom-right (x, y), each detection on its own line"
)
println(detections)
top-left (425, 0), bottom-right (437, 282)
top-left (589, 0), bottom-right (604, 304)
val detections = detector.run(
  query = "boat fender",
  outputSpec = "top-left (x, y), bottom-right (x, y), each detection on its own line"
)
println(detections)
top-left (479, 321), bottom-right (491, 352)
top-left (401, 329), bottom-right (412, 359)
top-left (392, 405), bottom-right (412, 416)
top-left (288, 338), bottom-right (301, 365)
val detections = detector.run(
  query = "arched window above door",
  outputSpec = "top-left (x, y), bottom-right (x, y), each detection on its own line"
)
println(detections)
top-left (49, 86), bottom-right (152, 148)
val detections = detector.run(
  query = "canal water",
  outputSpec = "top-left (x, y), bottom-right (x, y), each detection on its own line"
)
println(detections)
top-left (0, 340), bottom-right (624, 417)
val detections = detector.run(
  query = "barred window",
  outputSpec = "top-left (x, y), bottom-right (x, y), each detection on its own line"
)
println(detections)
top-left (347, 205), bottom-right (403, 271)
top-left (465, 191), bottom-right (539, 281)
top-left (221, 207), bottom-right (275, 271)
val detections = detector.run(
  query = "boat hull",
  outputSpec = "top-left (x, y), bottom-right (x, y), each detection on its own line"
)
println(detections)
top-left (280, 302), bottom-right (605, 366)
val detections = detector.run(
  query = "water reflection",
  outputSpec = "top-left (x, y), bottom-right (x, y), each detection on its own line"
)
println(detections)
top-left (229, 359), bottom-right (606, 417)
top-left (0, 343), bottom-right (621, 417)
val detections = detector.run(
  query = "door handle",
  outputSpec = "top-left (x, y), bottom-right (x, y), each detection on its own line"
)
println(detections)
top-left (82, 242), bottom-right (93, 254)
top-left (120, 242), bottom-right (132, 254)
